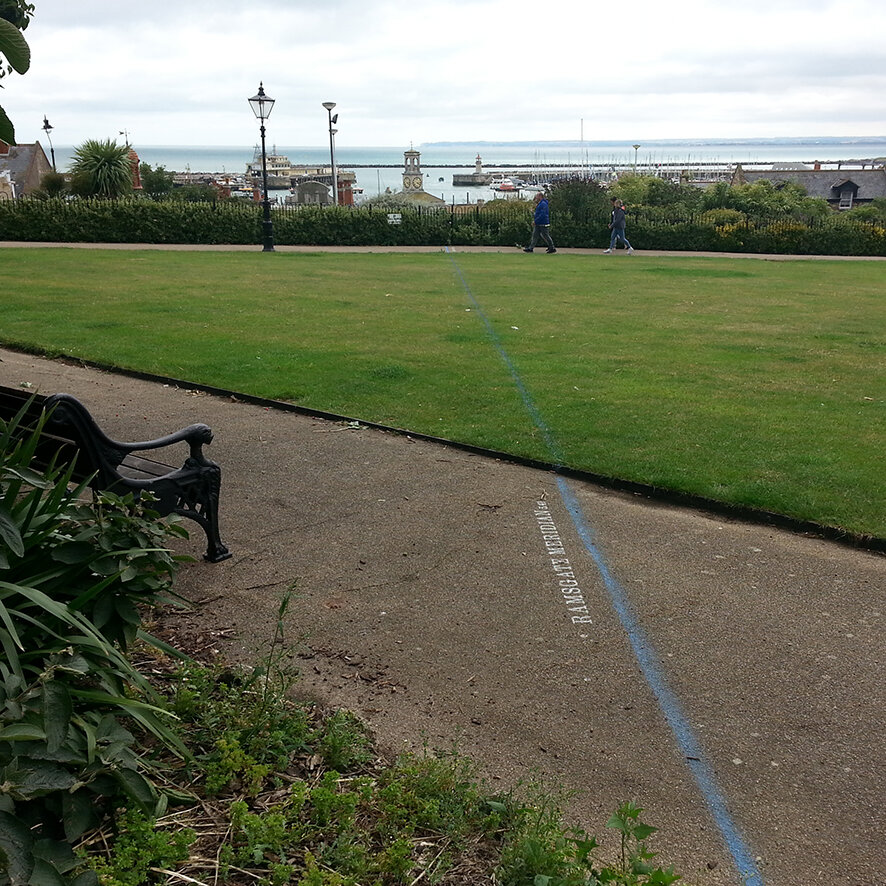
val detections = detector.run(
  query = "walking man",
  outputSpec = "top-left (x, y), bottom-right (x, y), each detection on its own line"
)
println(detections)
top-left (523, 192), bottom-right (556, 253)
top-left (604, 197), bottom-right (634, 254)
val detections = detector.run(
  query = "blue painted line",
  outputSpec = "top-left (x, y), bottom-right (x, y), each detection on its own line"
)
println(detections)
top-left (445, 248), bottom-right (565, 464)
top-left (556, 477), bottom-right (763, 886)
top-left (446, 250), bottom-right (764, 886)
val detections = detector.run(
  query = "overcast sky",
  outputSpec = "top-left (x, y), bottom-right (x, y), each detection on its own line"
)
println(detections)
top-left (6, 0), bottom-right (886, 148)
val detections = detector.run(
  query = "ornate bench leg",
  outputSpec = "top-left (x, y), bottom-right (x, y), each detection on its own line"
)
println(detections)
top-left (153, 461), bottom-right (232, 563)
top-left (192, 461), bottom-right (231, 563)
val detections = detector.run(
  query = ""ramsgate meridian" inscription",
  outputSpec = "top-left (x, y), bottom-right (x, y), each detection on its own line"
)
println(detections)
top-left (533, 500), bottom-right (593, 626)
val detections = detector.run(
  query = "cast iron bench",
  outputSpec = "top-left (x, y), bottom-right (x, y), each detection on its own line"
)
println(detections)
top-left (0, 384), bottom-right (231, 562)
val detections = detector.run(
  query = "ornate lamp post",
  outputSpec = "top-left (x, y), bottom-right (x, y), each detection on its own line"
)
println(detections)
top-left (248, 83), bottom-right (276, 252)
top-left (322, 101), bottom-right (338, 206)
top-left (632, 143), bottom-right (640, 174)
top-left (42, 116), bottom-right (56, 170)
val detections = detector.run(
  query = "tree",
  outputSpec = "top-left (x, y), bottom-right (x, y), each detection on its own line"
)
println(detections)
top-left (34, 168), bottom-right (66, 198)
top-left (170, 182), bottom-right (218, 202)
top-left (847, 197), bottom-right (886, 223)
top-left (728, 180), bottom-right (827, 219)
top-left (69, 138), bottom-right (133, 199)
top-left (699, 181), bottom-right (732, 211)
top-left (610, 173), bottom-right (702, 212)
top-left (547, 177), bottom-right (609, 219)
top-left (363, 190), bottom-right (412, 209)
top-left (645, 175), bottom-right (701, 210)
top-left (140, 162), bottom-right (174, 197)
top-left (0, 1), bottom-right (34, 143)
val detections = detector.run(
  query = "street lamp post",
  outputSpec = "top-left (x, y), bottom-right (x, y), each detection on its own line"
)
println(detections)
top-left (322, 101), bottom-right (338, 206)
top-left (632, 143), bottom-right (641, 174)
top-left (248, 82), bottom-right (276, 252)
top-left (42, 116), bottom-right (56, 171)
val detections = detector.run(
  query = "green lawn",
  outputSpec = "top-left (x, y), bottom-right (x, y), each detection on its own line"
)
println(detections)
top-left (1, 247), bottom-right (883, 539)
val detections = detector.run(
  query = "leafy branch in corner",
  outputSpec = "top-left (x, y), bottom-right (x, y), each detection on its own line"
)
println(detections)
top-left (0, 1), bottom-right (34, 143)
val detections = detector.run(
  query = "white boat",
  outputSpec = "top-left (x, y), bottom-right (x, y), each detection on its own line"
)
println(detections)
top-left (247, 145), bottom-right (294, 178)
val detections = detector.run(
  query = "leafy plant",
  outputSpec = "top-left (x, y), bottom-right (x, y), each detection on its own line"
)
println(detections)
top-left (0, 0), bottom-right (32, 143)
top-left (0, 403), bottom-right (187, 885)
top-left (317, 710), bottom-right (374, 773)
top-left (69, 613), bottom-right (685, 886)
top-left (138, 162), bottom-right (174, 198)
top-left (496, 789), bottom-right (596, 886)
top-left (375, 744), bottom-right (495, 840)
top-left (170, 592), bottom-right (314, 797)
top-left (33, 169), bottom-right (68, 199)
top-left (83, 808), bottom-right (194, 886)
top-left (68, 139), bottom-right (134, 199)
top-left (598, 802), bottom-right (682, 885)
top-left (497, 796), bottom-right (681, 886)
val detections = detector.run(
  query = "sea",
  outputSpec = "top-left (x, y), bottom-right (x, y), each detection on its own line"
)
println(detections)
top-left (50, 138), bottom-right (886, 204)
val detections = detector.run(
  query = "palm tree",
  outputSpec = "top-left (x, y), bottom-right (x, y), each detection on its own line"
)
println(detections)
top-left (69, 138), bottom-right (133, 198)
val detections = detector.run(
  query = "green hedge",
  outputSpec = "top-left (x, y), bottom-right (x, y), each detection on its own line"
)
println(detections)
top-left (1, 197), bottom-right (884, 256)
top-left (0, 197), bottom-right (260, 244)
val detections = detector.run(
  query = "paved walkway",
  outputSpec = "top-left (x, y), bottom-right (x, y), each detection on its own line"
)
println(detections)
top-left (1, 339), bottom-right (883, 886)
top-left (2, 240), bottom-right (886, 259)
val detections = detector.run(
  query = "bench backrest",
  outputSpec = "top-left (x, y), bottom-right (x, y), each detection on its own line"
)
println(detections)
top-left (0, 386), bottom-right (117, 484)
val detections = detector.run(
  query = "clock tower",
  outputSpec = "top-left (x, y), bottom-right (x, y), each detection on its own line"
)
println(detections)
top-left (402, 148), bottom-right (424, 191)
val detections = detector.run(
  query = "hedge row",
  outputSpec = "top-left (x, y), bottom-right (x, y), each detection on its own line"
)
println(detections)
top-left (1, 197), bottom-right (884, 256)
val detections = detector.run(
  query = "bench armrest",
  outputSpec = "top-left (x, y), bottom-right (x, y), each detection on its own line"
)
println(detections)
top-left (43, 393), bottom-right (214, 467)
top-left (113, 423), bottom-right (214, 461)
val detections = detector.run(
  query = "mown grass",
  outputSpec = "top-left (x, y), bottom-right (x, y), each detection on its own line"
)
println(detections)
top-left (1, 247), bottom-right (883, 538)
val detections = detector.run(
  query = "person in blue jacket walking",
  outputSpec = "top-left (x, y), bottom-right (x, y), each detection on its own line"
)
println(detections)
top-left (523, 192), bottom-right (557, 253)
top-left (604, 196), bottom-right (634, 253)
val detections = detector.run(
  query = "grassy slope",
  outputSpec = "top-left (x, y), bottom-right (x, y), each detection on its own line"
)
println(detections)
top-left (1, 248), bottom-right (883, 537)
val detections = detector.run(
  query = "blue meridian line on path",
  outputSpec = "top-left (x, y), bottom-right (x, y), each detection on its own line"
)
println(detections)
top-left (445, 248), bottom-right (764, 886)
top-left (556, 476), bottom-right (764, 886)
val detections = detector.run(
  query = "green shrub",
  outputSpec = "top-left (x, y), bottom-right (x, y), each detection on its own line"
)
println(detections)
top-left (0, 402), bottom-right (187, 886)
top-left (84, 808), bottom-right (195, 886)
top-left (318, 710), bottom-right (374, 772)
top-left (849, 197), bottom-right (886, 222)
top-left (700, 207), bottom-right (747, 227)
top-left (498, 798), bottom-right (681, 886)
top-left (3, 191), bottom-right (882, 255)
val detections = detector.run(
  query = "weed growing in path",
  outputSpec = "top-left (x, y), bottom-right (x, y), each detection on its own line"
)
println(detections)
top-left (78, 627), bottom-right (683, 885)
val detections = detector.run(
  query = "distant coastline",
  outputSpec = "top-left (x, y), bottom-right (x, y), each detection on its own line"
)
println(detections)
top-left (422, 136), bottom-right (886, 148)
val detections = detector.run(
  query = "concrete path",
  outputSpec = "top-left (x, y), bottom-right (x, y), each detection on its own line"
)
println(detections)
top-left (3, 240), bottom-right (886, 260)
top-left (1, 345), bottom-right (882, 886)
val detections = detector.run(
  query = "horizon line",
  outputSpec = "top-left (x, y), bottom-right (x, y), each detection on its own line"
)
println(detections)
top-left (46, 135), bottom-right (886, 151)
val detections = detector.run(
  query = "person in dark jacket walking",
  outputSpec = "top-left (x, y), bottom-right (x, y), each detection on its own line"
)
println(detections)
top-left (523, 192), bottom-right (556, 253)
top-left (604, 197), bottom-right (634, 254)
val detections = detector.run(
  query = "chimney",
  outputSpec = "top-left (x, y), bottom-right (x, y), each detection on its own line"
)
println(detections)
top-left (129, 148), bottom-right (143, 189)
top-left (813, 162), bottom-right (821, 171)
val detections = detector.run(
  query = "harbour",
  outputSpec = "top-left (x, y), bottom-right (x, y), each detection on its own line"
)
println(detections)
top-left (49, 138), bottom-right (886, 205)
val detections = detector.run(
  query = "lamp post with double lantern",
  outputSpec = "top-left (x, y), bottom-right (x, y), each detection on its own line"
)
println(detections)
top-left (322, 101), bottom-right (339, 206)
